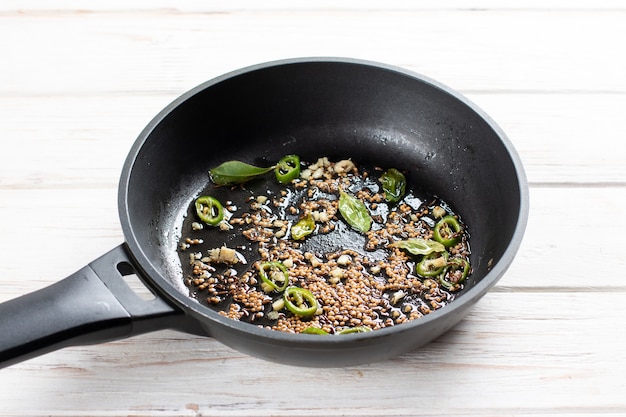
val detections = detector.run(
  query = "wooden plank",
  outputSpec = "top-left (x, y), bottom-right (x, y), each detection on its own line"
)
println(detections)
top-left (0, 188), bottom-right (120, 302)
top-left (0, 292), bottom-right (624, 416)
top-left (1, 0), bottom-right (625, 12)
top-left (1, 93), bottom-right (625, 187)
top-left (500, 186), bottom-right (626, 291)
top-left (467, 93), bottom-right (626, 185)
top-left (0, 96), bottom-right (168, 189)
top-left (0, 8), bottom-right (624, 95)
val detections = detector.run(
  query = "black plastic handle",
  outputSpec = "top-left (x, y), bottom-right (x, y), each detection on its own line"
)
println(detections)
top-left (0, 244), bottom-right (201, 368)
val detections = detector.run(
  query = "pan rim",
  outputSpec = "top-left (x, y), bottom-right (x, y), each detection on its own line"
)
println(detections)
top-left (118, 56), bottom-right (529, 345)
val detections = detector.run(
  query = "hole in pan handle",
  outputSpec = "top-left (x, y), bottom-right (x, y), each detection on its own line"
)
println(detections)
top-left (0, 244), bottom-right (203, 369)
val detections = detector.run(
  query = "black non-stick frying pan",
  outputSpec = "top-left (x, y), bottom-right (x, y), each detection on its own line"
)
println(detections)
top-left (0, 58), bottom-right (529, 368)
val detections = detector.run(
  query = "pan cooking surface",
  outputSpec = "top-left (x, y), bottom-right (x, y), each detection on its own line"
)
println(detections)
top-left (175, 156), bottom-right (472, 334)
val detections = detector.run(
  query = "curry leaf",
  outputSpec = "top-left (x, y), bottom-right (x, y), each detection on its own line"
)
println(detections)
top-left (389, 238), bottom-right (445, 256)
top-left (338, 191), bottom-right (372, 233)
top-left (209, 160), bottom-right (275, 186)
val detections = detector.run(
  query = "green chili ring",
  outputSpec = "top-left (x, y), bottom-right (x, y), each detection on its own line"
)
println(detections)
top-left (439, 258), bottom-right (471, 290)
top-left (337, 326), bottom-right (372, 334)
top-left (291, 213), bottom-right (315, 240)
top-left (275, 154), bottom-right (301, 184)
top-left (433, 215), bottom-right (462, 247)
top-left (380, 168), bottom-right (407, 203)
top-left (416, 251), bottom-right (449, 277)
top-left (283, 286), bottom-right (318, 318)
top-left (302, 327), bottom-right (329, 335)
top-left (259, 261), bottom-right (289, 293)
top-left (195, 196), bottom-right (224, 226)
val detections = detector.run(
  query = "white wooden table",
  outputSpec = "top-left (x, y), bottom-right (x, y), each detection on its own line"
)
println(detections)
top-left (1, 1), bottom-right (625, 415)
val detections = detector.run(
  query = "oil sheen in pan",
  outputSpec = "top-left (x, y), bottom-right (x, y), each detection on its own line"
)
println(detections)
top-left (176, 160), bottom-right (471, 332)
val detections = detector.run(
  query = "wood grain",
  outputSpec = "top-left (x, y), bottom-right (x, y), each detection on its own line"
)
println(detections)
top-left (0, 1), bottom-right (624, 416)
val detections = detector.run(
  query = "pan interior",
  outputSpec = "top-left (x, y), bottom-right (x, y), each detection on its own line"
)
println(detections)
top-left (121, 60), bottom-right (523, 318)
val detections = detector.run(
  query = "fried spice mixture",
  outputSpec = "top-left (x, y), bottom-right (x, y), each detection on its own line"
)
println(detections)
top-left (179, 157), bottom-right (471, 334)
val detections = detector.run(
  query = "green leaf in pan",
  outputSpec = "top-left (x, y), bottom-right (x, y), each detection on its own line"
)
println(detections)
top-left (388, 238), bottom-right (445, 256)
top-left (338, 191), bottom-right (372, 233)
top-left (209, 160), bottom-right (275, 186)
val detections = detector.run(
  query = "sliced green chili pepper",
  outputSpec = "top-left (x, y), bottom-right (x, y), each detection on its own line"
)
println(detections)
top-left (337, 326), bottom-right (372, 334)
top-left (338, 191), bottom-right (372, 233)
top-left (433, 215), bottom-right (462, 247)
top-left (194, 196), bottom-right (224, 226)
top-left (302, 326), bottom-right (329, 335)
top-left (380, 168), bottom-right (406, 203)
top-left (258, 261), bottom-right (289, 293)
top-left (275, 154), bottom-right (301, 184)
top-left (291, 213), bottom-right (315, 240)
top-left (283, 286), bottom-right (318, 318)
top-left (389, 238), bottom-right (445, 256)
top-left (416, 251), bottom-right (449, 277)
top-left (439, 258), bottom-right (470, 290)
top-left (209, 160), bottom-right (274, 186)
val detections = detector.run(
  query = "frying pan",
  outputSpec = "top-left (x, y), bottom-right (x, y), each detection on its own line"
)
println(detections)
top-left (0, 58), bottom-right (529, 368)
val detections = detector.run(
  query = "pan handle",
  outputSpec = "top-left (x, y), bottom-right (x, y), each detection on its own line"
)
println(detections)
top-left (0, 244), bottom-right (204, 368)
